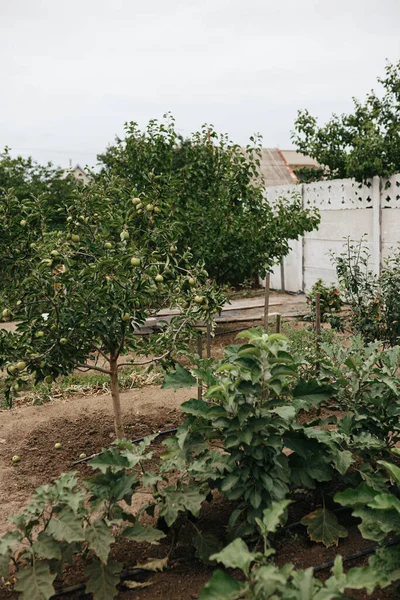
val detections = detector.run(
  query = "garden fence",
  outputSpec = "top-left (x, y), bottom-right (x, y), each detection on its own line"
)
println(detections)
top-left (264, 173), bottom-right (400, 292)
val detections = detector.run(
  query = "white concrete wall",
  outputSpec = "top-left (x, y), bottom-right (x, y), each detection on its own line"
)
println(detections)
top-left (261, 173), bottom-right (400, 293)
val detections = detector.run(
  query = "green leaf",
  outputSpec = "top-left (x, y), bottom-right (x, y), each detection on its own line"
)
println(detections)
top-left (210, 538), bottom-right (256, 576)
top-left (193, 531), bottom-right (223, 564)
top-left (46, 508), bottom-right (85, 543)
top-left (378, 460), bottom-right (400, 486)
top-left (255, 500), bottom-right (291, 536)
top-left (181, 399), bottom-right (211, 417)
top-left (162, 364), bottom-right (196, 389)
top-left (198, 570), bottom-right (244, 600)
top-left (14, 562), bottom-right (56, 600)
top-left (89, 448), bottom-right (129, 473)
top-left (159, 484), bottom-right (207, 526)
top-left (85, 519), bottom-right (115, 563)
top-left (334, 483), bottom-right (377, 507)
top-left (84, 559), bottom-right (120, 600)
top-left (301, 508), bottom-right (348, 547)
top-left (123, 522), bottom-right (166, 544)
top-left (32, 532), bottom-right (62, 561)
top-left (331, 450), bottom-right (354, 475)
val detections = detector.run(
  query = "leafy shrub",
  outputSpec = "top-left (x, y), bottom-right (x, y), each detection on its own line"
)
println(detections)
top-left (335, 455), bottom-right (400, 590)
top-left (200, 499), bottom-right (397, 599)
top-left (333, 238), bottom-right (400, 346)
top-left (305, 278), bottom-right (343, 329)
top-left (319, 337), bottom-right (400, 453)
top-left (162, 329), bottom-right (354, 539)
top-left (0, 436), bottom-right (166, 599)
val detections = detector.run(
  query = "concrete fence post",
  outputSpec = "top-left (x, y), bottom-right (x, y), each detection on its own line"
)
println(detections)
top-left (300, 183), bottom-right (306, 292)
top-left (372, 176), bottom-right (382, 275)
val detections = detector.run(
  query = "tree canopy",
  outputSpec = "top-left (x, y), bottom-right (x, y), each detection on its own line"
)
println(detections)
top-left (291, 61), bottom-right (400, 182)
top-left (97, 116), bottom-right (319, 285)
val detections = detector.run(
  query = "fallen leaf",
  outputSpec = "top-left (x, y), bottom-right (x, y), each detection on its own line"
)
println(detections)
top-left (136, 556), bottom-right (169, 572)
top-left (123, 581), bottom-right (153, 589)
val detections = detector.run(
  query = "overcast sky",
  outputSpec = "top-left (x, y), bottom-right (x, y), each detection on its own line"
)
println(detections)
top-left (1, 0), bottom-right (399, 168)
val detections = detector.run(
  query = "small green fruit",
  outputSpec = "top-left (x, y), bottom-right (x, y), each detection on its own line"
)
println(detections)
top-left (42, 259), bottom-right (53, 267)
top-left (8, 365), bottom-right (17, 374)
top-left (130, 257), bottom-right (141, 266)
top-left (79, 215), bottom-right (85, 222)
top-left (155, 274), bottom-right (164, 283)
top-left (60, 338), bottom-right (68, 345)
top-left (194, 295), bottom-right (204, 304)
top-left (66, 216), bottom-right (73, 222)
top-left (104, 242), bottom-right (112, 249)
top-left (146, 204), bottom-right (154, 212)
top-left (16, 361), bottom-right (26, 371)
top-left (137, 209), bottom-right (143, 215)
top-left (30, 242), bottom-right (37, 249)
top-left (121, 313), bottom-right (130, 322)
top-left (50, 250), bottom-right (59, 257)
top-left (132, 197), bottom-right (141, 205)
top-left (71, 234), bottom-right (80, 242)
top-left (44, 375), bottom-right (53, 385)
top-left (20, 219), bottom-right (27, 226)
top-left (169, 245), bottom-right (177, 253)
top-left (79, 452), bottom-right (87, 459)
top-left (120, 231), bottom-right (129, 241)
top-left (12, 455), bottom-right (20, 463)
top-left (13, 383), bottom-right (20, 392)
top-left (2, 308), bottom-right (11, 318)
top-left (188, 278), bottom-right (196, 286)
top-left (135, 202), bottom-right (142, 210)
top-left (154, 206), bottom-right (161, 214)
top-left (35, 331), bottom-right (45, 338)
top-left (54, 443), bottom-right (62, 450)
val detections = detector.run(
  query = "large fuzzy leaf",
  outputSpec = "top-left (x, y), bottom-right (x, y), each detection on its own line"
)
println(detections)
top-left (210, 538), bottom-right (256, 576)
top-left (14, 562), bottom-right (56, 600)
top-left (255, 500), bottom-right (291, 536)
top-left (46, 508), bottom-right (85, 543)
top-left (301, 508), bottom-right (348, 547)
top-left (123, 522), bottom-right (166, 544)
top-left (193, 531), bottom-right (223, 564)
top-left (84, 559), bottom-right (120, 600)
top-left (85, 519), bottom-right (115, 563)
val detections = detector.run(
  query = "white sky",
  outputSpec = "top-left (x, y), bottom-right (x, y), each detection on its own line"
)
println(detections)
top-left (1, 0), bottom-right (399, 168)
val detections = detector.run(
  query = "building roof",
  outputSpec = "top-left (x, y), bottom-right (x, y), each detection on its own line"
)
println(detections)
top-left (258, 148), bottom-right (297, 187)
top-left (280, 149), bottom-right (320, 168)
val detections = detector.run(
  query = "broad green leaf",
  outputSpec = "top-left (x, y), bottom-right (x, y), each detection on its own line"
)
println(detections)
top-left (255, 500), bottom-right (291, 536)
top-left (123, 522), bottom-right (166, 544)
top-left (301, 508), bottom-right (348, 547)
top-left (85, 519), bottom-right (115, 563)
top-left (14, 562), bottom-right (56, 600)
top-left (140, 471), bottom-right (162, 487)
top-left (334, 483), bottom-right (377, 507)
top-left (198, 570), bottom-right (244, 600)
top-left (84, 559), bottom-right (120, 600)
top-left (210, 538), bottom-right (256, 576)
top-left (193, 531), bottom-right (223, 564)
top-left (331, 450), bottom-right (354, 475)
top-left (220, 473), bottom-right (241, 492)
top-left (89, 448), bottom-right (130, 473)
top-left (159, 484), bottom-right (207, 526)
top-left (32, 532), bottom-right (62, 561)
top-left (46, 508), bottom-right (85, 543)
top-left (378, 460), bottom-right (400, 487)
top-left (162, 364), bottom-right (196, 389)
top-left (181, 399), bottom-right (211, 417)
top-left (289, 454), bottom-right (332, 488)
top-left (368, 546), bottom-right (400, 588)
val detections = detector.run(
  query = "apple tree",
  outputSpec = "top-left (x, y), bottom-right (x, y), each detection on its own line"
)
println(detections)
top-left (0, 176), bottom-right (224, 436)
top-left (97, 115), bottom-right (320, 286)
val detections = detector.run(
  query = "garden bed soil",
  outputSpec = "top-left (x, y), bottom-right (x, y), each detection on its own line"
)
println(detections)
top-left (0, 388), bottom-right (399, 599)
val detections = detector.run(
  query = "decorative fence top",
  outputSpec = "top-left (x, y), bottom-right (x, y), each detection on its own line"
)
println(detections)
top-left (265, 174), bottom-right (400, 210)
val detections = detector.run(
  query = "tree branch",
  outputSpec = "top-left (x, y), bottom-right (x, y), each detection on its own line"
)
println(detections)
top-left (74, 363), bottom-right (111, 375)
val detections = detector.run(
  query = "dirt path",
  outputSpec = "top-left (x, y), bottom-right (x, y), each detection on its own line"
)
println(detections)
top-left (0, 385), bottom-right (194, 535)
